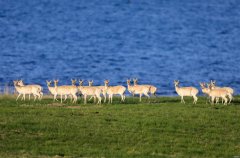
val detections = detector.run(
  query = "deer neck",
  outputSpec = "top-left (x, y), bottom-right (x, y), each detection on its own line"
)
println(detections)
top-left (175, 85), bottom-right (179, 91)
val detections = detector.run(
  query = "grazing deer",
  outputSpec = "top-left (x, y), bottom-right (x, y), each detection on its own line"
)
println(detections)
top-left (13, 80), bottom-right (41, 101)
top-left (18, 80), bottom-right (43, 100)
top-left (53, 80), bottom-right (78, 103)
top-left (210, 80), bottom-right (234, 104)
top-left (200, 82), bottom-right (232, 105)
top-left (78, 80), bottom-right (102, 105)
top-left (88, 80), bottom-right (107, 103)
top-left (174, 80), bottom-right (198, 104)
top-left (127, 79), bottom-right (150, 102)
top-left (133, 78), bottom-right (157, 96)
top-left (104, 80), bottom-right (126, 103)
top-left (46, 80), bottom-right (58, 101)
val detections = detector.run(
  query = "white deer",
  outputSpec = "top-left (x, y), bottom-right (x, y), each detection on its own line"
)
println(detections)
top-left (133, 78), bottom-right (157, 96)
top-left (210, 80), bottom-right (234, 104)
top-left (18, 80), bottom-right (43, 100)
top-left (174, 80), bottom-right (198, 104)
top-left (13, 80), bottom-right (41, 101)
top-left (127, 79), bottom-right (150, 102)
top-left (53, 80), bottom-right (78, 103)
top-left (104, 80), bottom-right (126, 103)
top-left (88, 80), bottom-right (107, 103)
top-left (46, 80), bottom-right (58, 101)
top-left (200, 82), bottom-right (232, 105)
top-left (78, 80), bottom-right (102, 105)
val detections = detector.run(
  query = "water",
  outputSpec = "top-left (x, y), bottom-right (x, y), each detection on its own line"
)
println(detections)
top-left (0, 0), bottom-right (240, 95)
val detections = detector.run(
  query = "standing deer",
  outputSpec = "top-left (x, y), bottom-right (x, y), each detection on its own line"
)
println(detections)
top-left (18, 80), bottom-right (43, 100)
top-left (127, 79), bottom-right (150, 102)
top-left (78, 80), bottom-right (102, 105)
top-left (13, 80), bottom-right (41, 101)
top-left (210, 80), bottom-right (234, 104)
top-left (200, 82), bottom-right (232, 105)
top-left (174, 80), bottom-right (198, 104)
top-left (88, 80), bottom-right (107, 103)
top-left (53, 80), bottom-right (78, 103)
top-left (46, 80), bottom-right (58, 101)
top-left (104, 80), bottom-right (126, 103)
top-left (133, 78), bottom-right (157, 96)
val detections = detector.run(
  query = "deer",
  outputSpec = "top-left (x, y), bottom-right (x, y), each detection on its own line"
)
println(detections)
top-left (78, 80), bottom-right (102, 105)
top-left (53, 80), bottom-right (78, 103)
top-left (104, 80), bottom-right (126, 103)
top-left (62, 79), bottom-right (78, 102)
top-left (133, 78), bottom-right (157, 96)
top-left (200, 82), bottom-right (232, 105)
top-left (199, 82), bottom-right (212, 104)
top-left (88, 80), bottom-right (107, 103)
top-left (13, 80), bottom-right (41, 101)
top-left (174, 80), bottom-right (198, 104)
top-left (46, 80), bottom-right (58, 101)
top-left (127, 79), bottom-right (150, 102)
top-left (18, 80), bottom-right (43, 100)
top-left (210, 80), bottom-right (234, 104)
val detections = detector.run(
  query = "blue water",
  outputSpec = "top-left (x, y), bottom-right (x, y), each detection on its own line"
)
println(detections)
top-left (0, 0), bottom-right (240, 95)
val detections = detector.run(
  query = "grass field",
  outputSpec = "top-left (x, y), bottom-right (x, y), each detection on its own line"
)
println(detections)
top-left (0, 95), bottom-right (240, 157)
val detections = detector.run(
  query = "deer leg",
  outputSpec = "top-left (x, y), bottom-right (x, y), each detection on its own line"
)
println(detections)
top-left (34, 94), bottom-right (37, 101)
top-left (53, 94), bottom-right (57, 101)
top-left (111, 94), bottom-right (113, 103)
top-left (121, 94), bottom-right (123, 102)
top-left (222, 96), bottom-right (227, 105)
top-left (72, 94), bottom-right (76, 103)
top-left (108, 95), bottom-right (111, 104)
top-left (88, 96), bottom-right (93, 101)
top-left (40, 92), bottom-right (43, 100)
top-left (64, 95), bottom-right (67, 101)
top-left (61, 95), bottom-right (63, 103)
top-left (215, 98), bottom-right (218, 104)
top-left (16, 94), bottom-right (21, 101)
top-left (181, 96), bottom-right (184, 104)
top-left (98, 95), bottom-right (102, 105)
top-left (139, 94), bottom-right (142, 102)
top-left (29, 94), bottom-right (31, 100)
top-left (103, 93), bottom-right (107, 103)
top-left (144, 92), bottom-right (150, 103)
top-left (228, 94), bottom-right (232, 104)
top-left (211, 96), bottom-right (215, 105)
top-left (193, 95), bottom-right (198, 104)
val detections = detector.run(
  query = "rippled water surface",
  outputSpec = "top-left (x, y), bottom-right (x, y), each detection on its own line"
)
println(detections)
top-left (0, 0), bottom-right (240, 95)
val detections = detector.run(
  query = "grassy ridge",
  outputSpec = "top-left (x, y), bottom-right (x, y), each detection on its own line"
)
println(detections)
top-left (0, 95), bottom-right (240, 157)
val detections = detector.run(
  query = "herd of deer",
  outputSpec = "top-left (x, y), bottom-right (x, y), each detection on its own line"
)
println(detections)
top-left (12, 79), bottom-right (234, 105)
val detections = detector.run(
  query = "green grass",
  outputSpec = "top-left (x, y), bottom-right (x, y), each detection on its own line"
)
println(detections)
top-left (0, 95), bottom-right (240, 157)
